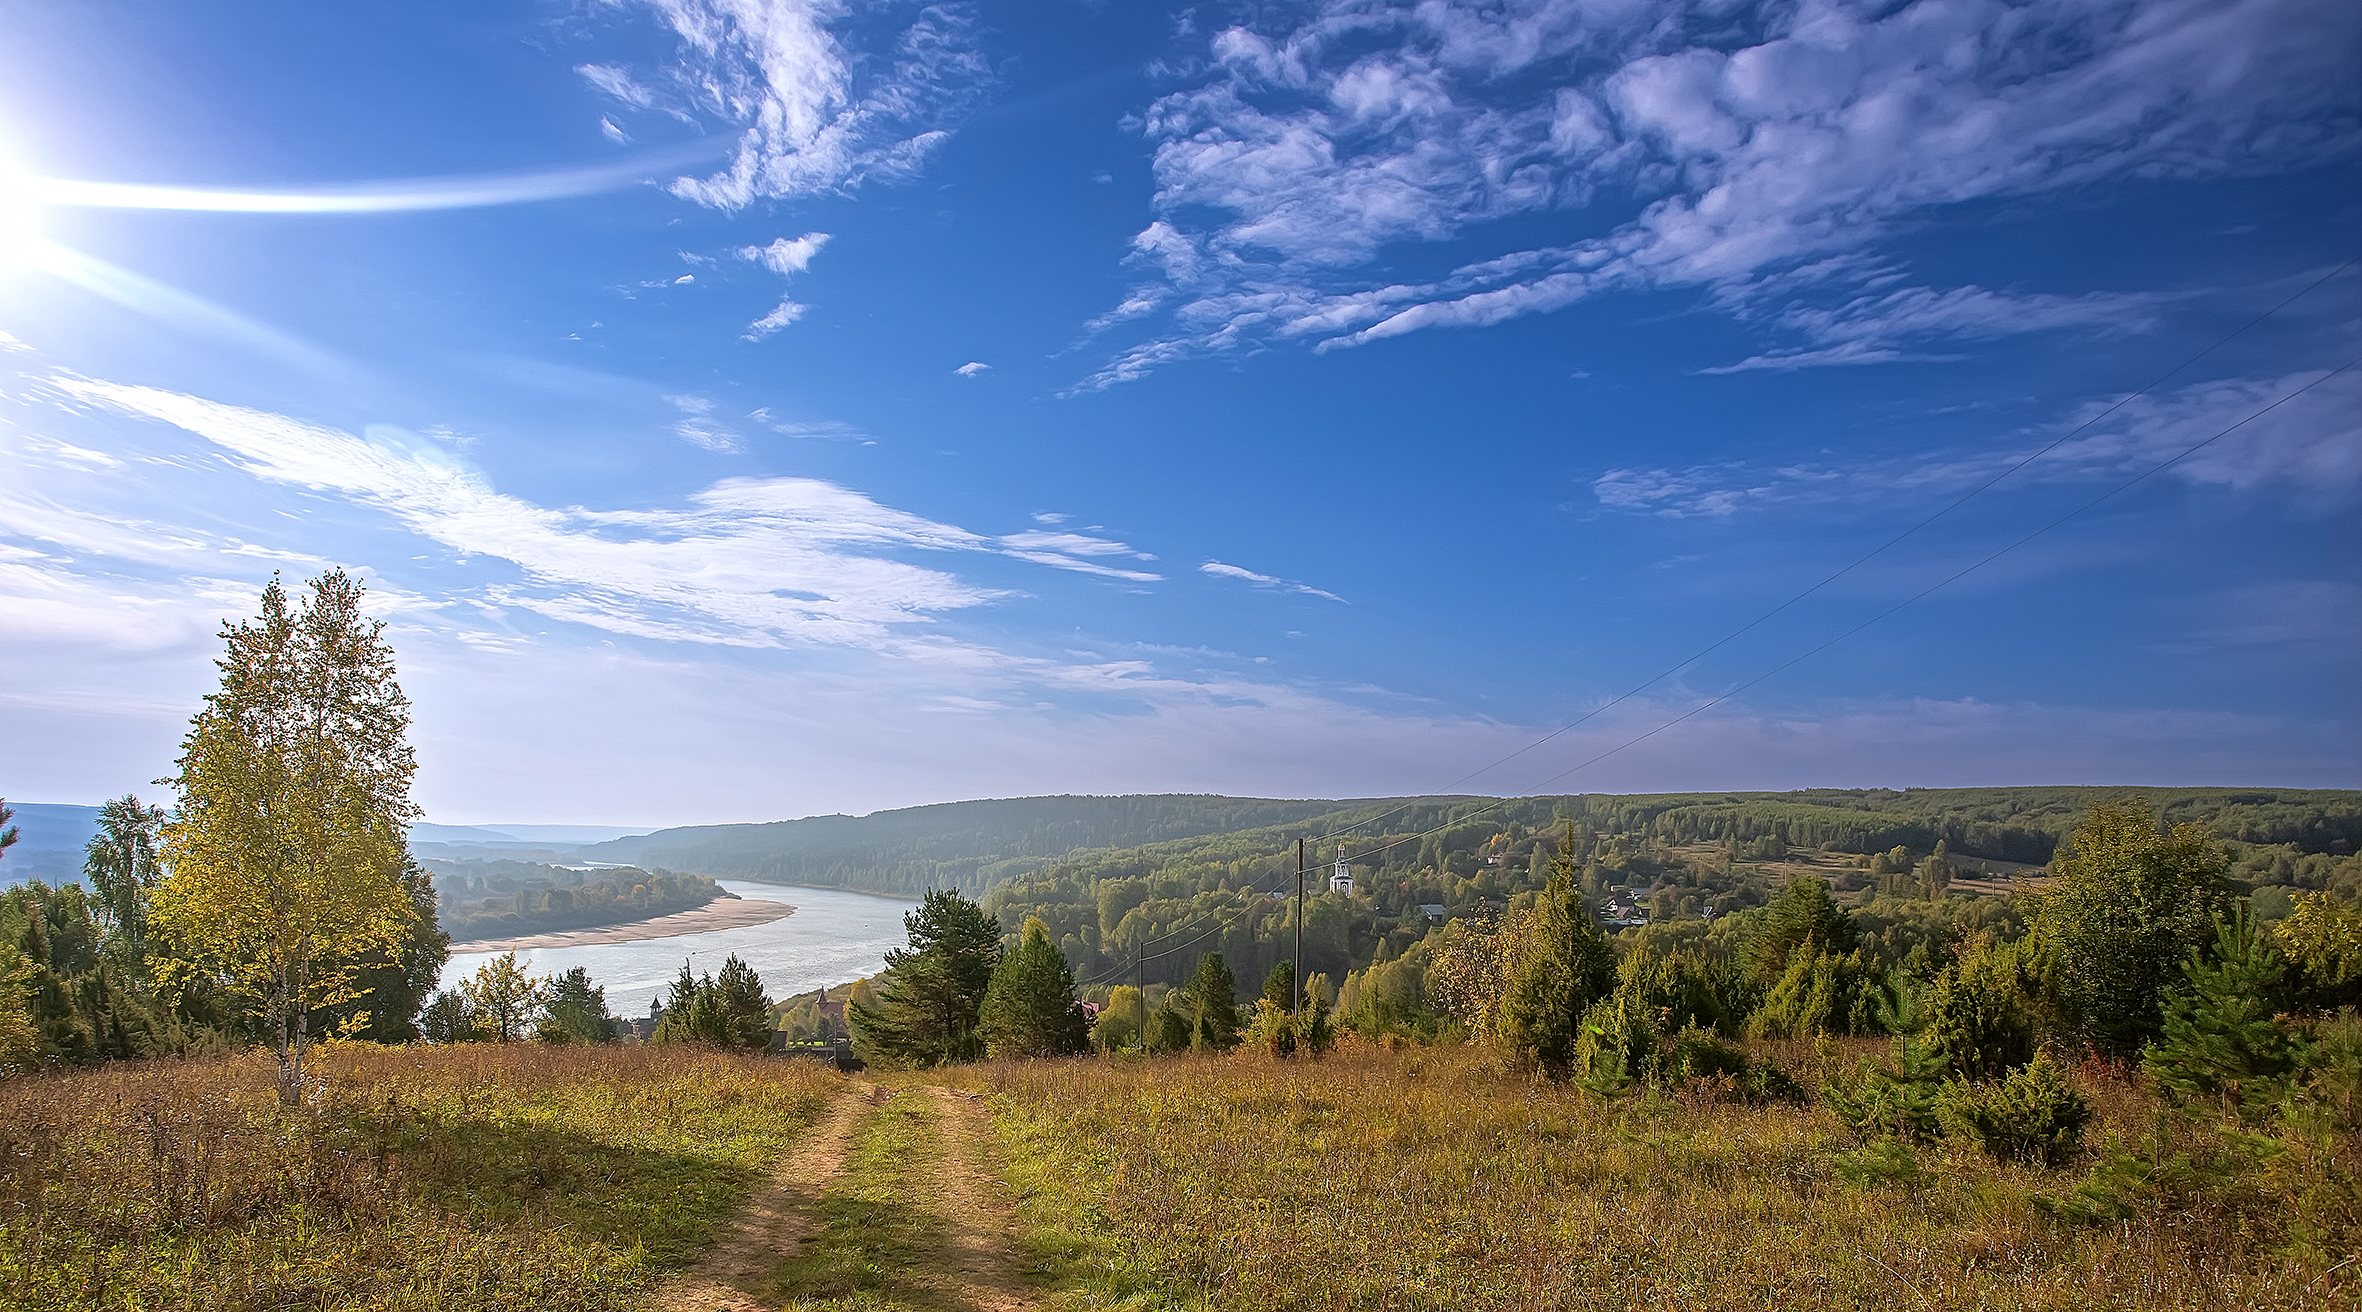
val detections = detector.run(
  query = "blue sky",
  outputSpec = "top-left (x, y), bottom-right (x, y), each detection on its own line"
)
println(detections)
top-left (1, 0), bottom-right (2355, 826)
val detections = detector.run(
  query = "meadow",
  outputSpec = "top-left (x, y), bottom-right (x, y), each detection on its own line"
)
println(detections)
top-left (0, 1044), bottom-right (837, 1312)
top-left (5, 1037), bottom-right (2355, 1311)
top-left (968, 1041), bottom-right (2361, 1312)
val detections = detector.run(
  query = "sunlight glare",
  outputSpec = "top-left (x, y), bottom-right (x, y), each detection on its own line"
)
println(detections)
top-left (23, 139), bottom-right (728, 214)
top-left (0, 136), bottom-right (44, 273)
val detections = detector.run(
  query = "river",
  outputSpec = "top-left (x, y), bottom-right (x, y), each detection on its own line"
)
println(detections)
top-left (438, 881), bottom-right (917, 1020)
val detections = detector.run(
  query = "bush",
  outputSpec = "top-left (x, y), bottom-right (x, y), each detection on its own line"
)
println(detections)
top-left (2143, 914), bottom-right (2304, 1117)
top-left (1569, 993), bottom-right (1653, 1098)
top-left (1747, 948), bottom-right (1887, 1040)
top-left (1244, 999), bottom-right (1297, 1058)
top-left (1824, 1036), bottom-right (1949, 1144)
top-left (1939, 1052), bottom-right (2092, 1168)
top-left (1147, 1006), bottom-right (1193, 1054)
top-left (1925, 938), bottom-right (2040, 1079)
top-left (419, 989), bottom-right (484, 1044)
top-left (1295, 1000), bottom-right (1336, 1058)
top-left (2291, 1008), bottom-right (2362, 1132)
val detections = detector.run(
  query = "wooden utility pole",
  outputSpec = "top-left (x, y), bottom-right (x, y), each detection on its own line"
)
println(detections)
top-left (1294, 837), bottom-right (1306, 1013)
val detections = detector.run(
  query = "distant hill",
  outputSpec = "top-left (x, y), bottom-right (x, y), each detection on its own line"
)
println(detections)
top-left (583, 785), bottom-right (2362, 900)
top-left (2, 802), bottom-right (102, 887)
top-left (579, 794), bottom-right (1369, 894)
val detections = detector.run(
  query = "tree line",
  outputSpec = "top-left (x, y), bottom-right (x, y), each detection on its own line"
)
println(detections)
top-left (847, 802), bottom-right (2362, 1177)
top-left (427, 859), bottom-right (721, 942)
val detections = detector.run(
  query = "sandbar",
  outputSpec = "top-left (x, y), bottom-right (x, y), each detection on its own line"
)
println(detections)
top-left (448, 895), bottom-right (796, 954)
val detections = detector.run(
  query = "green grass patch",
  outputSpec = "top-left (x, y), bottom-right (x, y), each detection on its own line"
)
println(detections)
top-left (761, 1090), bottom-right (954, 1311)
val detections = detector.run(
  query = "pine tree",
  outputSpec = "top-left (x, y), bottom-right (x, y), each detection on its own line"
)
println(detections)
top-left (536, 967), bottom-right (612, 1043)
top-left (1185, 952), bottom-right (1239, 1052)
top-left (1745, 876), bottom-right (1857, 983)
top-left (714, 955), bottom-right (773, 1049)
top-left (980, 917), bottom-right (1088, 1058)
top-left (2144, 914), bottom-right (2304, 1116)
top-left (1497, 843), bottom-right (1616, 1078)
top-left (1262, 960), bottom-right (1295, 1013)
top-left (850, 889), bottom-right (1002, 1066)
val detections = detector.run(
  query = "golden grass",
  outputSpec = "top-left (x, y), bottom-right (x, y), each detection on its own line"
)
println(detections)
top-left (960, 1040), bottom-right (2360, 1311)
top-left (0, 1042), bottom-right (840, 1312)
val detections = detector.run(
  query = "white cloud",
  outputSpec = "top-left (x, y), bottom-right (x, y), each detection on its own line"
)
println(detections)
top-left (1701, 285), bottom-right (2169, 373)
top-left (998, 529), bottom-right (1161, 580)
top-left (738, 232), bottom-right (831, 277)
top-left (4, 380), bottom-right (2349, 818)
top-left (1591, 365), bottom-right (2362, 516)
top-left (1201, 560), bottom-right (1346, 602)
top-left (576, 63), bottom-right (656, 109)
top-left (953, 361), bottom-right (991, 377)
top-left (599, 115), bottom-right (631, 145)
top-left (32, 376), bottom-right (1189, 656)
top-left (1076, 0), bottom-right (2360, 388)
top-left (661, 393), bottom-right (741, 447)
top-left (2053, 366), bottom-right (2362, 497)
top-left (748, 409), bottom-right (866, 441)
top-left (1030, 511), bottom-right (1068, 524)
top-left (593, 0), bottom-right (988, 211)
top-left (743, 299), bottom-right (807, 340)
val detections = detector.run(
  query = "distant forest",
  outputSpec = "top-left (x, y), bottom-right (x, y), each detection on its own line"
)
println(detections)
top-left (581, 794), bottom-right (1361, 895)
top-left (426, 859), bottom-right (722, 944)
top-left (970, 787), bottom-right (2362, 999)
top-left (579, 786), bottom-right (2358, 901)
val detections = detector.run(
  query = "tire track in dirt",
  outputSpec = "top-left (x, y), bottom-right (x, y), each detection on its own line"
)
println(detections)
top-left (921, 1085), bottom-right (1037, 1312)
top-left (657, 1078), bottom-right (879, 1312)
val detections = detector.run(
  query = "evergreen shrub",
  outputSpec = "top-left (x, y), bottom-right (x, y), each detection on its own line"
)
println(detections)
top-left (1938, 1052), bottom-right (2092, 1167)
top-left (2142, 914), bottom-right (2304, 1117)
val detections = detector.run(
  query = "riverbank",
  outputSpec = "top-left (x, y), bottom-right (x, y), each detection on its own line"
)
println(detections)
top-left (448, 896), bottom-right (796, 953)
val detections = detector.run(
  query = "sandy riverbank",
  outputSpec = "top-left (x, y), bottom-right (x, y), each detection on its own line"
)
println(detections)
top-left (448, 895), bottom-right (796, 954)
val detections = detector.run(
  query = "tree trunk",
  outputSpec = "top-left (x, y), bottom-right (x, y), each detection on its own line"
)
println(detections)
top-left (289, 960), bottom-right (310, 1106)
top-left (272, 958), bottom-right (300, 1107)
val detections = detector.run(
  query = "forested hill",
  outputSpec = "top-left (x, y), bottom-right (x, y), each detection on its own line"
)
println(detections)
top-left (576, 794), bottom-right (1367, 895)
top-left (977, 786), bottom-right (2362, 997)
top-left (1581, 786), bottom-right (2362, 862)
top-left (572, 786), bottom-right (2358, 902)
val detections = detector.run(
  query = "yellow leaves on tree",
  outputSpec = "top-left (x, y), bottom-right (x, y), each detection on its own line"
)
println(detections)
top-left (151, 571), bottom-right (419, 1106)
top-left (2278, 891), bottom-right (2362, 987)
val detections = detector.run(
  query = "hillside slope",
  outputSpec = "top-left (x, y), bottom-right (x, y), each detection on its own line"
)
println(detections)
top-left (578, 794), bottom-right (1367, 894)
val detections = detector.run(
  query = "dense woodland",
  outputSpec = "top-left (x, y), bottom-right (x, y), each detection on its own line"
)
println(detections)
top-left (423, 858), bottom-right (722, 943)
top-left (579, 794), bottom-right (1365, 893)
top-left (975, 788), bottom-right (2362, 1006)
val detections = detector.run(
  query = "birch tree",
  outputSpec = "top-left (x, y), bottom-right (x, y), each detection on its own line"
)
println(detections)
top-left (152, 571), bottom-right (419, 1105)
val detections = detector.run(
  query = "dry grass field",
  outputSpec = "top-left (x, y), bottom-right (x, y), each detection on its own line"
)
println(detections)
top-left (5, 1040), bottom-right (2353, 1311)
top-left (963, 1040), bottom-right (2361, 1312)
top-left (0, 1043), bottom-right (838, 1312)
